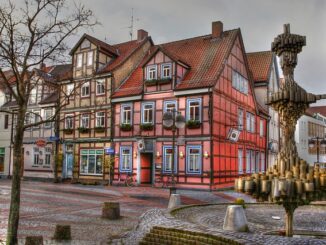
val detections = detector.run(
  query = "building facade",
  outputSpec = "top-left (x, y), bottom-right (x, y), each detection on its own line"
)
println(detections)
top-left (59, 31), bottom-right (152, 183)
top-left (247, 51), bottom-right (280, 170)
top-left (112, 22), bottom-right (267, 190)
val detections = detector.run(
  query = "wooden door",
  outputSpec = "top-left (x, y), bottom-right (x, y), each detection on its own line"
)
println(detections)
top-left (140, 153), bottom-right (152, 184)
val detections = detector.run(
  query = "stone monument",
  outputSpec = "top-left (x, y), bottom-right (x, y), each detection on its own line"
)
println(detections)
top-left (235, 24), bottom-right (326, 237)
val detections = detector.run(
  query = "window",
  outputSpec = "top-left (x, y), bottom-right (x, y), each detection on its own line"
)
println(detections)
top-left (80, 149), bottom-right (103, 175)
top-left (238, 108), bottom-right (243, 131)
top-left (246, 112), bottom-right (255, 133)
top-left (25, 113), bottom-right (31, 125)
top-left (96, 112), bottom-right (105, 127)
top-left (87, 51), bottom-right (93, 66)
top-left (163, 100), bottom-right (177, 113)
top-left (238, 149), bottom-right (243, 174)
top-left (251, 150), bottom-right (255, 173)
top-left (186, 145), bottom-right (202, 174)
top-left (187, 98), bottom-right (202, 122)
top-left (65, 115), bottom-right (73, 129)
top-left (96, 79), bottom-right (105, 95)
top-left (45, 148), bottom-right (51, 165)
top-left (146, 65), bottom-right (157, 80)
top-left (232, 71), bottom-right (248, 94)
top-left (260, 120), bottom-right (264, 137)
top-left (33, 111), bottom-right (40, 129)
top-left (66, 83), bottom-right (74, 98)
top-left (44, 109), bottom-right (52, 128)
top-left (119, 146), bottom-right (132, 172)
top-left (255, 151), bottom-right (260, 173)
top-left (246, 149), bottom-right (251, 173)
top-left (261, 152), bottom-right (265, 172)
top-left (163, 146), bottom-right (177, 173)
top-left (80, 114), bottom-right (89, 128)
top-left (0, 148), bottom-right (5, 172)
top-left (141, 102), bottom-right (154, 124)
top-left (161, 63), bottom-right (172, 79)
top-left (33, 148), bottom-right (40, 165)
top-left (4, 115), bottom-right (9, 129)
top-left (76, 53), bottom-right (83, 68)
top-left (81, 82), bottom-right (90, 97)
top-left (29, 88), bottom-right (37, 104)
top-left (121, 104), bottom-right (132, 124)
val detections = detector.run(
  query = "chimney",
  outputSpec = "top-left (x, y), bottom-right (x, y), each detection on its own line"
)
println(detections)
top-left (137, 29), bottom-right (148, 42)
top-left (212, 21), bottom-right (223, 38)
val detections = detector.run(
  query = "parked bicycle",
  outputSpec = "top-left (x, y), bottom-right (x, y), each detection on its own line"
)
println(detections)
top-left (117, 172), bottom-right (136, 187)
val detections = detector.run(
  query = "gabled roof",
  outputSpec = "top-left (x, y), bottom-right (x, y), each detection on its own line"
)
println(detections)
top-left (69, 34), bottom-right (118, 56)
top-left (112, 29), bottom-right (239, 98)
top-left (306, 106), bottom-right (326, 118)
top-left (247, 51), bottom-right (273, 82)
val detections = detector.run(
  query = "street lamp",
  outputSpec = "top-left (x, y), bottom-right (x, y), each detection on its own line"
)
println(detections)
top-left (308, 137), bottom-right (326, 163)
top-left (162, 109), bottom-right (186, 194)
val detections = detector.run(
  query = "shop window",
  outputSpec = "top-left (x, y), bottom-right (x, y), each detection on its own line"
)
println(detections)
top-left (80, 149), bottom-right (103, 175)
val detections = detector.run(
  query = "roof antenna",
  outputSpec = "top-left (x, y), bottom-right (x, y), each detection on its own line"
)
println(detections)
top-left (128, 8), bottom-right (134, 40)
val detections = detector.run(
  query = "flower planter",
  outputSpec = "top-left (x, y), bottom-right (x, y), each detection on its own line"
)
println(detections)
top-left (77, 127), bottom-right (90, 134)
top-left (120, 123), bottom-right (132, 131)
top-left (63, 128), bottom-right (73, 134)
top-left (186, 120), bottom-right (201, 129)
top-left (140, 123), bottom-right (154, 131)
top-left (94, 127), bottom-right (105, 133)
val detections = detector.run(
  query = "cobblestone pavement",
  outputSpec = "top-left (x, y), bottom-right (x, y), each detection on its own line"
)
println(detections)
top-left (0, 179), bottom-right (231, 244)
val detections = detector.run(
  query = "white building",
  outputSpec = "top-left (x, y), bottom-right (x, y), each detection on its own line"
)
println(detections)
top-left (247, 51), bottom-right (280, 169)
top-left (295, 108), bottom-right (326, 165)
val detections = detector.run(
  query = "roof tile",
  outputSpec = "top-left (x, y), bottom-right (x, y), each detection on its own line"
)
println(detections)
top-left (247, 51), bottom-right (273, 82)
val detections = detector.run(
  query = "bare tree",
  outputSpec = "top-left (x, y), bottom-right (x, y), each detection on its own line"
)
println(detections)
top-left (0, 0), bottom-right (97, 244)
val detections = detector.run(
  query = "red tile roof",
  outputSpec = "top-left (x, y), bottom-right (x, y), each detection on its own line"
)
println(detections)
top-left (112, 30), bottom-right (239, 98)
top-left (306, 106), bottom-right (326, 117)
top-left (247, 51), bottom-right (273, 82)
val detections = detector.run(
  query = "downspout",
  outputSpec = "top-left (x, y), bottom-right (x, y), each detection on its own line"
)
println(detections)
top-left (209, 88), bottom-right (213, 191)
top-left (266, 115), bottom-right (270, 171)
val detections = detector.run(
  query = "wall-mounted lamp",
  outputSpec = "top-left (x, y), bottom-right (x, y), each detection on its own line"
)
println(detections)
top-left (179, 151), bottom-right (184, 159)
top-left (204, 151), bottom-right (209, 159)
top-left (156, 151), bottom-right (161, 159)
top-left (133, 151), bottom-right (137, 159)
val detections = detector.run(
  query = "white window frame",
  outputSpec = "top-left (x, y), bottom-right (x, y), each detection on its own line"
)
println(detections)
top-left (96, 79), bottom-right (105, 95)
top-left (121, 104), bottom-right (132, 124)
top-left (33, 111), bottom-right (41, 129)
top-left (251, 150), bottom-right (256, 173)
top-left (95, 112), bottom-right (105, 127)
top-left (186, 98), bottom-right (202, 122)
top-left (232, 70), bottom-right (248, 95)
top-left (246, 112), bottom-right (255, 133)
top-left (33, 148), bottom-right (40, 165)
top-left (119, 146), bottom-right (132, 173)
top-left (76, 53), bottom-right (83, 68)
top-left (146, 65), bottom-right (157, 80)
top-left (44, 109), bottom-right (52, 128)
top-left (260, 120), bottom-right (264, 137)
top-left (163, 146), bottom-right (177, 173)
top-left (45, 153), bottom-right (51, 165)
top-left (141, 102), bottom-right (155, 124)
top-left (261, 152), bottom-right (265, 172)
top-left (238, 149), bottom-right (243, 174)
top-left (246, 149), bottom-right (251, 173)
top-left (81, 81), bottom-right (90, 97)
top-left (251, 114), bottom-right (255, 133)
top-left (66, 83), bottom-right (74, 98)
top-left (29, 88), bottom-right (37, 105)
top-left (161, 63), bottom-right (172, 79)
top-left (186, 145), bottom-right (202, 174)
top-left (80, 114), bottom-right (90, 128)
top-left (163, 100), bottom-right (177, 113)
top-left (65, 114), bottom-right (74, 129)
top-left (87, 51), bottom-right (93, 66)
top-left (80, 149), bottom-right (104, 175)
top-left (238, 108), bottom-right (244, 131)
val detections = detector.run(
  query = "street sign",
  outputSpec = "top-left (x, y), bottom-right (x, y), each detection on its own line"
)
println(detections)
top-left (48, 136), bottom-right (60, 142)
top-left (35, 138), bottom-right (47, 147)
top-left (104, 147), bottom-right (115, 155)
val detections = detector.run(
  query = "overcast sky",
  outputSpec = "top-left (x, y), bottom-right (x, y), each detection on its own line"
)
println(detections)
top-left (74, 0), bottom-right (325, 105)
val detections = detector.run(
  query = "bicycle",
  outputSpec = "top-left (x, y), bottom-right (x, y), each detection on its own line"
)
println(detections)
top-left (117, 172), bottom-right (136, 187)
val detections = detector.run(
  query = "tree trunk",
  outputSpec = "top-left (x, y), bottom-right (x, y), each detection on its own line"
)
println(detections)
top-left (6, 109), bottom-right (25, 245)
top-left (284, 204), bottom-right (296, 237)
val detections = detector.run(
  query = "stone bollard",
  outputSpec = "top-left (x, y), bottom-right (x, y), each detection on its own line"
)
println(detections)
top-left (102, 202), bottom-right (120, 219)
top-left (53, 224), bottom-right (71, 241)
top-left (168, 194), bottom-right (181, 209)
top-left (223, 205), bottom-right (249, 232)
top-left (25, 236), bottom-right (43, 245)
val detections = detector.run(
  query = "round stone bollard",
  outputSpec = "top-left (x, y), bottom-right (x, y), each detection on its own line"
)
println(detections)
top-left (223, 205), bottom-right (249, 232)
top-left (168, 194), bottom-right (181, 209)
top-left (102, 202), bottom-right (120, 219)
top-left (25, 236), bottom-right (43, 245)
top-left (53, 224), bottom-right (71, 241)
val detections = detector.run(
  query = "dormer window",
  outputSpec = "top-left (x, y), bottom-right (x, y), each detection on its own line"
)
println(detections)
top-left (77, 53), bottom-right (83, 68)
top-left (161, 63), bottom-right (172, 79)
top-left (146, 65), bottom-right (157, 80)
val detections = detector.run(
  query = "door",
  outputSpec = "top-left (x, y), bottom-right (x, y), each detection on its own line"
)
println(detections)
top-left (140, 153), bottom-right (152, 184)
top-left (66, 153), bottom-right (73, 178)
top-left (0, 148), bottom-right (5, 173)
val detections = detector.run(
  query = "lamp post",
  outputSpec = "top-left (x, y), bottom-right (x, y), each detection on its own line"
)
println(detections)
top-left (162, 109), bottom-right (186, 194)
top-left (308, 137), bottom-right (326, 163)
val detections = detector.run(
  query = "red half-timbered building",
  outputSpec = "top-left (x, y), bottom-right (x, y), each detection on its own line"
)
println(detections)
top-left (111, 21), bottom-right (268, 189)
